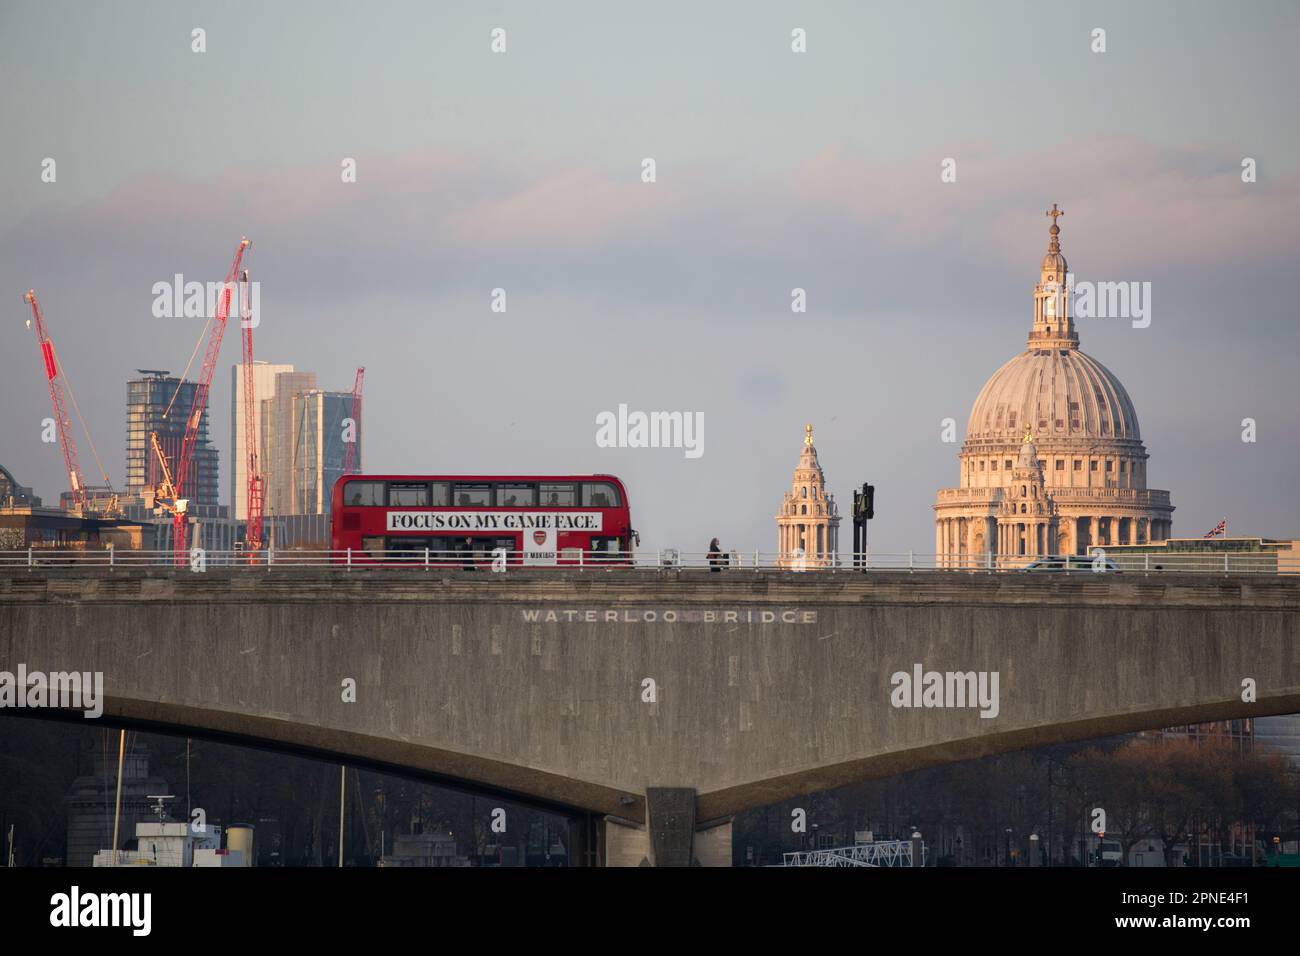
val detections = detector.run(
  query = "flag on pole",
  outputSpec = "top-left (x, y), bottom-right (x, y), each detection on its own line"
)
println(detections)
top-left (1203, 518), bottom-right (1226, 539)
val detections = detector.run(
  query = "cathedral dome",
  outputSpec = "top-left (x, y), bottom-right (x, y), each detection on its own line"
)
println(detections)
top-left (935, 205), bottom-right (1174, 563)
top-left (965, 347), bottom-right (1141, 444)
top-left (965, 204), bottom-right (1138, 447)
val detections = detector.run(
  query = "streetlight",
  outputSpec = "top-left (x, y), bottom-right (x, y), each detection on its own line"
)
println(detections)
top-left (1005, 828), bottom-right (1013, 867)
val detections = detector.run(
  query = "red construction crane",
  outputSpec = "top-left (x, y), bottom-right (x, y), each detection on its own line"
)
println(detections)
top-left (240, 267), bottom-right (265, 554)
top-left (344, 367), bottom-right (364, 476)
top-left (154, 237), bottom-right (251, 563)
top-left (23, 290), bottom-right (88, 513)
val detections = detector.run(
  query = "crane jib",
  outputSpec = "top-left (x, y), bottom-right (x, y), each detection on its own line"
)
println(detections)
top-left (41, 341), bottom-right (57, 381)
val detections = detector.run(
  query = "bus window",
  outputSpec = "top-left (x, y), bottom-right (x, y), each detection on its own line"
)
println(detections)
top-left (454, 484), bottom-right (492, 507)
top-left (452, 536), bottom-right (514, 566)
top-left (583, 482), bottom-right (621, 508)
top-left (430, 482), bottom-right (450, 507)
top-left (387, 536), bottom-right (431, 560)
top-left (345, 481), bottom-right (385, 507)
top-left (421, 537), bottom-right (463, 564)
top-left (495, 483), bottom-right (536, 507)
top-left (590, 537), bottom-right (620, 555)
top-left (539, 483), bottom-right (577, 507)
top-left (388, 482), bottom-right (430, 506)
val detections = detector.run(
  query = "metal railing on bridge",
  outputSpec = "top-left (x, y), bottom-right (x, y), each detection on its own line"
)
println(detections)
top-left (2, 548), bottom-right (1295, 574)
top-left (781, 839), bottom-right (927, 867)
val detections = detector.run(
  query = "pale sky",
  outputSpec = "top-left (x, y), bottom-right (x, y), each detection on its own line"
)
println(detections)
top-left (2, 0), bottom-right (1297, 552)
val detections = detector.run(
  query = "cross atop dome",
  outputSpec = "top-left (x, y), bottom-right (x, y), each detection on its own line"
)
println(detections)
top-left (1045, 203), bottom-right (1064, 253)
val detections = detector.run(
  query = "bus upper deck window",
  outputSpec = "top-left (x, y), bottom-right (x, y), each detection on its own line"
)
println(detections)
top-left (539, 483), bottom-right (577, 506)
top-left (345, 481), bottom-right (385, 507)
top-left (454, 484), bottom-right (492, 507)
top-left (430, 482), bottom-right (450, 507)
top-left (388, 483), bottom-right (430, 506)
top-left (495, 484), bottom-right (537, 507)
top-left (583, 482), bottom-right (621, 508)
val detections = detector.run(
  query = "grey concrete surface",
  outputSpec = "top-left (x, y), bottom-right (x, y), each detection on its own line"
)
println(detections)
top-left (2, 569), bottom-right (1298, 854)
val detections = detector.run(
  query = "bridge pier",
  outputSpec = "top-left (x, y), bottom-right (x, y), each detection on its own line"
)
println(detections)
top-left (599, 789), bottom-right (733, 866)
top-left (567, 813), bottom-right (600, 868)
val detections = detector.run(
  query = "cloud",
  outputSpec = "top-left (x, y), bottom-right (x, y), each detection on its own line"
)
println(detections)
top-left (11, 137), bottom-right (1297, 304)
top-left (2, 137), bottom-right (1295, 551)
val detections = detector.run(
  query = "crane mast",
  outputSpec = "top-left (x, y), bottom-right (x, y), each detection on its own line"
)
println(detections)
top-left (149, 432), bottom-right (178, 510)
top-left (154, 237), bottom-right (250, 563)
top-left (240, 268), bottom-right (264, 555)
top-left (344, 367), bottom-right (364, 476)
top-left (23, 290), bottom-right (88, 513)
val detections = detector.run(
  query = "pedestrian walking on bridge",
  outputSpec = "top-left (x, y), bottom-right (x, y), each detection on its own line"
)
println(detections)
top-left (707, 537), bottom-right (726, 572)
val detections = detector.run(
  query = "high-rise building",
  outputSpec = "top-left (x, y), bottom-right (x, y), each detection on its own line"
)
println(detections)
top-left (290, 389), bottom-right (355, 514)
top-left (125, 370), bottom-right (219, 509)
top-left (258, 370), bottom-right (359, 518)
top-left (263, 370), bottom-right (317, 516)
top-left (229, 362), bottom-right (294, 522)
top-left (776, 424), bottom-right (839, 568)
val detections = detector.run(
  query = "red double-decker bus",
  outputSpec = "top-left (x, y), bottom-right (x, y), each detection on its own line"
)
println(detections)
top-left (330, 474), bottom-right (635, 566)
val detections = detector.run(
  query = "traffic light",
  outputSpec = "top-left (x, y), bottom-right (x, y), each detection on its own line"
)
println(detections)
top-left (852, 482), bottom-right (876, 572)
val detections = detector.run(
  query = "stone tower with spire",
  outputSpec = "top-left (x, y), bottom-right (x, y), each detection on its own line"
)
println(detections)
top-left (776, 424), bottom-right (840, 568)
top-left (997, 426), bottom-right (1058, 562)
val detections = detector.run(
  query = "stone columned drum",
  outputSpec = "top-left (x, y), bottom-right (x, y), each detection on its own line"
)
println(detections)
top-left (934, 206), bottom-right (1174, 566)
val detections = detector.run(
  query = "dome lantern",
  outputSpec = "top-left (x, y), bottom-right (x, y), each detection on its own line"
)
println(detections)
top-left (1030, 203), bottom-right (1078, 349)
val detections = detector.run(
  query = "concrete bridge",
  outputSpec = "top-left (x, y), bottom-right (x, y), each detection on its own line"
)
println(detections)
top-left (2, 569), bottom-right (1298, 865)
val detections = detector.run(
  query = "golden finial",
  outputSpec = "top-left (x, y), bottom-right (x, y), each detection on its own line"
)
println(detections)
top-left (1045, 203), bottom-right (1064, 253)
top-left (805, 423), bottom-right (814, 446)
top-left (1022, 423), bottom-right (1034, 444)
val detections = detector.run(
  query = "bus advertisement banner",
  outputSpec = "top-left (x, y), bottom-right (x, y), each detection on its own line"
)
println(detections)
top-left (384, 511), bottom-right (605, 534)
top-left (525, 527), bottom-right (555, 565)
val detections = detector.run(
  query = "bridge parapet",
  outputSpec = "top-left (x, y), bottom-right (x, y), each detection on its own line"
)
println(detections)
top-left (3, 570), bottom-right (1297, 865)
